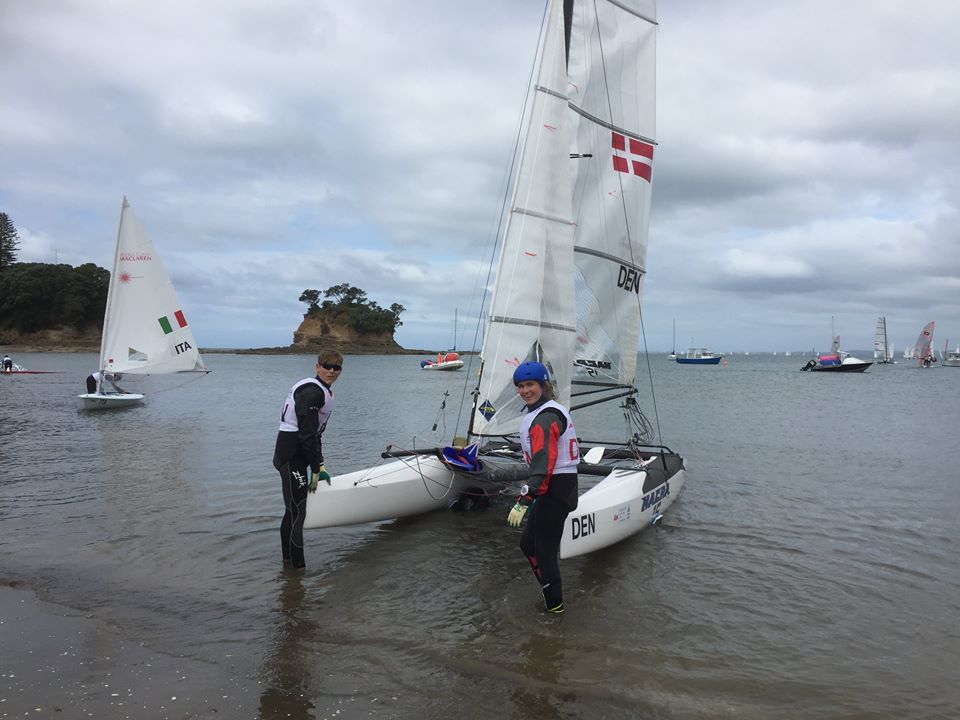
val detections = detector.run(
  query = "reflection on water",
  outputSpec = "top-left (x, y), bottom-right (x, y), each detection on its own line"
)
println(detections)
top-left (1, 351), bottom-right (959, 718)
top-left (258, 572), bottom-right (315, 720)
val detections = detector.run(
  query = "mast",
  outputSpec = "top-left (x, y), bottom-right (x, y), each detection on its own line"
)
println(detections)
top-left (97, 197), bottom-right (128, 389)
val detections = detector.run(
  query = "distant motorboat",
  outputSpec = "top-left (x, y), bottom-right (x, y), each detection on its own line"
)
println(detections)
top-left (420, 352), bottom-right (464, 371)
top-left (943, 349), bottom-right (960, 367)
top-left (800, 335), bottom-right (871, 373)
top-left (942, 340), bottom-right (960, 368)
top-left (676, 347), bottom-right (722, 365)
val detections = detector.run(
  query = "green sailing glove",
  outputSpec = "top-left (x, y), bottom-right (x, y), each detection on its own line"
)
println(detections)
top-left (316, 465), bottom-right (332, 486)
top-left (307, 469), bottom-right (319, 493)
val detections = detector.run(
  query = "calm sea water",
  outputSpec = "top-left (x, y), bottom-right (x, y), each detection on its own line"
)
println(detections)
top-left (1, 351), bottom-right (958, 719)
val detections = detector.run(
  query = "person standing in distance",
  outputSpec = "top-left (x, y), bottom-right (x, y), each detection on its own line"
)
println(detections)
top-left (507, 361), bottom-right (579, 614)
top-left (272, 350), bottom-right (343, 570)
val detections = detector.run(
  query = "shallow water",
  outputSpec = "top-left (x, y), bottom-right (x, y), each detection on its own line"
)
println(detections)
top-left (1, 351), bottom-right (958, 718)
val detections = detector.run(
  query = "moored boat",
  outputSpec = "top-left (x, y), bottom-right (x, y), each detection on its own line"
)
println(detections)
top-left (676, 347), bottom-right (722, 365)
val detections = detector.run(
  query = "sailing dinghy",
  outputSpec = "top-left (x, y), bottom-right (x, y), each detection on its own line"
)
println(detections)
top-left (304, 0), bottom-right (685, 559)
top-left (913, 320), bottom-right (937, 367)
top-left (78, 198), bottom-right (208, 410)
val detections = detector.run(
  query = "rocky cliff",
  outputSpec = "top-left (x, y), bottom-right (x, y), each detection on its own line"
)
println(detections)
top-left (289, 308), bottom-right (405, 354)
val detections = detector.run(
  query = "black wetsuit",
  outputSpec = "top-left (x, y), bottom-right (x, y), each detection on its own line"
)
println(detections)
top-left (519, 398), bottom-right (578, 610)
top-left (272, 377), bottom-right (329, 569)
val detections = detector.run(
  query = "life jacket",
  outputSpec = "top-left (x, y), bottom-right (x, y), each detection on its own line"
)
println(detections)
top-left (518, 399), bottom-right (579, 474)
top-left (278, 377), bottom-right (334, 433)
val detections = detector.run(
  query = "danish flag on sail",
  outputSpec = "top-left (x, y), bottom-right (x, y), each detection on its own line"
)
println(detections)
top-left (611, 131), bottom-right (653, 182)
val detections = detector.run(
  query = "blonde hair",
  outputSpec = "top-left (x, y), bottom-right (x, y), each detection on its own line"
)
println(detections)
top-left (317, 350), bottom-right (344, 365)
top-left (541, 381), bottom-right (556, 400)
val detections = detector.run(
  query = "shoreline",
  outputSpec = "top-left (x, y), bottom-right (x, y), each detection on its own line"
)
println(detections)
top-left (0, 344), bottom-right (477, 356)
top-left (0, 581), bottom-right (259, 717)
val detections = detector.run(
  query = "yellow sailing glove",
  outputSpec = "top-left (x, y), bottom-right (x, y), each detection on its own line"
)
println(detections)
top-left (507, 486), bottom-right (534, 528)
top-left (507, 502), bottom-right (529, 528)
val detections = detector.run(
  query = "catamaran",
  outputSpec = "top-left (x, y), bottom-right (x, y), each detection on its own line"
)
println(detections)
top-left (77, 198), bottom-right (208, 410)
top-left (873, 316), bottom-right (896, 364)
top-left (302, 0), bottom-right (685, 559)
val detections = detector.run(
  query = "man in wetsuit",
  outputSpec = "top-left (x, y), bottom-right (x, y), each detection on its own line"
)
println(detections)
top-left (272, 350), bottom-right (343, 570)
top-left (507, 361), bottom-right (579, 614)
top-left (85, 371), bottom-right (126, 394)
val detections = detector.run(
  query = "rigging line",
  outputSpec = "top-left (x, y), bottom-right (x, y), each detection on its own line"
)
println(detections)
top-left (637, 303), bottom-right (665, 450)
top-left (142, 369), bottom-right (210, 395)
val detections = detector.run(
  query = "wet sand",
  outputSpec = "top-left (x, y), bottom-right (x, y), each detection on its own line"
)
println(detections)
top-left (0, 583), bottom-right (258, 719)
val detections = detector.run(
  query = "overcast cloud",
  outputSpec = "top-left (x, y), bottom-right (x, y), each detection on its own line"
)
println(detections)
top-left (2, 0), bottom-right (958, 354)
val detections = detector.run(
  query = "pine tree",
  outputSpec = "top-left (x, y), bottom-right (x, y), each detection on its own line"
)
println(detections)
top-left (0, 213), bottom-right (21, 271)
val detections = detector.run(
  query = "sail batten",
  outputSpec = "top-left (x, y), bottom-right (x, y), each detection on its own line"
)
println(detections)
top-left (510, 206), bottom-right (577, 226)
top-left (490, 316), bottom-right (577, 333)
top-left (574, 245), bottom-right (646, 272)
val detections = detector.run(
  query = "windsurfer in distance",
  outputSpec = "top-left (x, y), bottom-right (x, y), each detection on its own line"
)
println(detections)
top-left (85, 370), bottom-right (126, 394)
top-left (507, 361), bottom-right (579, 614)
top-left (272, 349), bottom-right (343, 571)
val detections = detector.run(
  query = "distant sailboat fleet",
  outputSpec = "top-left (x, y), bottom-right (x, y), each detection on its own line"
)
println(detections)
top-left (663, 315), bottom-right (958, 370)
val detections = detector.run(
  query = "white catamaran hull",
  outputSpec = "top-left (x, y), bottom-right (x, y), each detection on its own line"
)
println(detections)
top-left (303, 452), bottom-right (686, 559)
top-left (77, 392), bottom-right (145, 410)
top-left (303, 456), bottom-right (458, 528)
top-left (560, 463), bottom-right (685, 559)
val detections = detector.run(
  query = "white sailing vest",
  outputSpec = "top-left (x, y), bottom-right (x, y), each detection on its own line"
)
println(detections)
top-left (278, 378), bottom-right (334, 433)
top-left (519, 400), bottom-right (579, 472)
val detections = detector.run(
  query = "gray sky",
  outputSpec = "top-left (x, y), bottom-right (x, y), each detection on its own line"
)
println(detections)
top-left (3, 0), bottom-right (959, 354)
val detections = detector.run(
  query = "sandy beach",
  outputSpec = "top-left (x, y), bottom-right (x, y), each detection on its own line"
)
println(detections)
top-left (1, 583), bottom-right (259, 719)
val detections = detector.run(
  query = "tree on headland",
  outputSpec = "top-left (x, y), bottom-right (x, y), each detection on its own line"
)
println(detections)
top-left (0, 212), bottom-right (21, 271)
top-left (0, 262), bottom-right (109, 332)
top-left (298, 284), bottom-right (404, 335)
top-left (299, 289), bottom-right (321, 311)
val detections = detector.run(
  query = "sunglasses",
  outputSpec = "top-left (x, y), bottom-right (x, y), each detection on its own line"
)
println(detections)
top-left (320, 363), bottom-right (343, 371)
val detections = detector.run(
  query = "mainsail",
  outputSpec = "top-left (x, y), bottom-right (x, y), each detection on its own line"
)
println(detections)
top-left (873, 317), bottom-right (893, 363)
top-left (913, 320), bottom-right (935, 364)
top-left (470, 0), bottom-right (576, 437)
top-left (99, 198), bottom-right (207, 376)
top-left (569, 0), bottom-right (656, 396)
top-left (470, 0), bottom-right (656, 436)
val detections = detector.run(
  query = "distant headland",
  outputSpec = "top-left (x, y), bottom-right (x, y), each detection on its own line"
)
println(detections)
top-left (0, 275), bottom-right (443, 355)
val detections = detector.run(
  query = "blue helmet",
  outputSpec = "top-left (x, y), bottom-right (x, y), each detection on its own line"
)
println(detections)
top-left (512, 361), bottom-right (549, 386)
